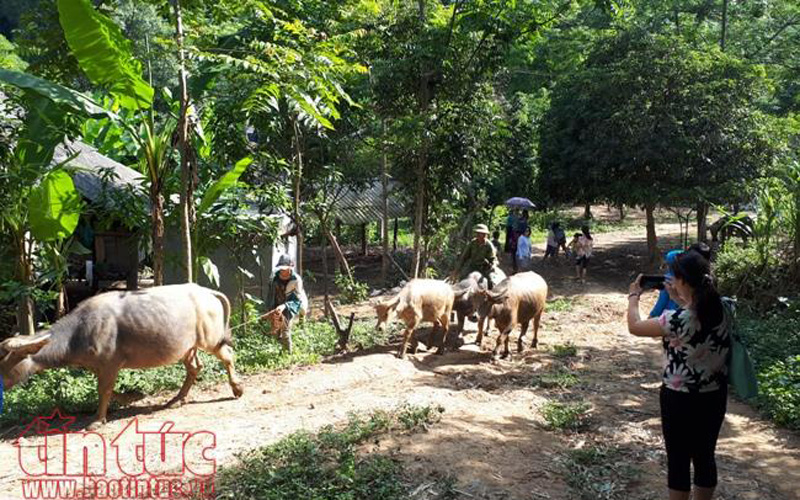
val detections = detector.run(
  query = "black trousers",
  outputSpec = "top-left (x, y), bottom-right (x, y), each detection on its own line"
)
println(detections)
top-left (660, 385), bottom-right (727, 491)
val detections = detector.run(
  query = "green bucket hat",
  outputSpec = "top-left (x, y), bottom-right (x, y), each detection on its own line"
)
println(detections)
top-left (473, 224), bottom-right (490, 235)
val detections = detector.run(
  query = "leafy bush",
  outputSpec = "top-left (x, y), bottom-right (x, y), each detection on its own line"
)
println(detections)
top-left (563, 445), bottom-right (641, 500)
top-left (335, 272), bottom-right (370, 304)
top-left (551, 342), bottom-right (578, 358)
top-left (531, 367), bottom-right (580, 389)
top-left (541, 400), bottom-right (592, 431)
top-left (736, 304), bottom-right (800, 428)
top-left (216, 405), bottom-right (444, 500)
top-left (548, 297), bottom-right (575, 312)
top-left (757, 356), bottom-right (800, 429)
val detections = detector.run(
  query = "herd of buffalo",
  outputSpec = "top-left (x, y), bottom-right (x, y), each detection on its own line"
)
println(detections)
top-left (0, 271), bottom-right (549, 428)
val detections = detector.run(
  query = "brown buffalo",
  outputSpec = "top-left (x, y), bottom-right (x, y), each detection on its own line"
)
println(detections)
top-left (375, 279), bottom-right (454, 358)
top-left (479, 271), bottom-right (548, 359)
top-left (0, 284), bottom-right (243, 429)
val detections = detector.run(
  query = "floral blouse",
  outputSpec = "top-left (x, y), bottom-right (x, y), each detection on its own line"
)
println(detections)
top-left (658, 306), bottom-right (731, 393)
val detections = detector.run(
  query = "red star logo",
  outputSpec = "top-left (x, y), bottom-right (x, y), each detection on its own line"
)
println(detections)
top-left (30, 409), bottom-right (75, 436)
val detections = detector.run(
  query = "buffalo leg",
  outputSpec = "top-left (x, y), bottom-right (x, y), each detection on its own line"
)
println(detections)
top-left (476, 315), bottom-right (487, 346)
top-left (492, 327), bottom-right (512, 360)
top-left (436, 313), bottom-right (451, 355)
top-left (399, 327), bottom-right (415, 358)
top-left (89, 368), bottom-right (120, 431)
top-left (166, 348), bottom-right (203, 407)
top-left (215, 344), bottom-right (244, 398)
top-left (517, 320), bottom-right (530, 353)
top-left (532, 311), bottom-right (542, 349)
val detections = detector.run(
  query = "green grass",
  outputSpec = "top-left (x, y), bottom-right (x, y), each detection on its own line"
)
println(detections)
top-left (541, 400), bottom-right (592, 431)
top-left (531, 367), bottom-right (580, 389)
top-left (548, 297), bottom-right (576, 312)
top-left (551, 342), bottom-right (578, 358)
top-left (215, 405), bottom-right (445, 500)
top-left (563, 445), bottom-right (642, 500)
top-left (0, 317), bottom-right (389, 428)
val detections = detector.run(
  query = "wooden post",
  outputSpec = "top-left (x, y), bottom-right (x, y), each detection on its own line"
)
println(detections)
top-left (326, 297), bottom-right (355, 354)
top-left (361, 223), bottom-right (367, 256)
top-left (393, 218), bottom-right (399, 251)
top-left (127, 234), bottom-right (139, 290)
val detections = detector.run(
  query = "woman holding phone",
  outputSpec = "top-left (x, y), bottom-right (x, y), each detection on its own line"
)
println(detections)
top-left (626, 250), bottom-right (731, 500)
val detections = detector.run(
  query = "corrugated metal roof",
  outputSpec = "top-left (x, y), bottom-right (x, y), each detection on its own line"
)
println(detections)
top-left (53, 140), bottom-right (146, 205)
top-left (331, 181), bottom-right (406, 225)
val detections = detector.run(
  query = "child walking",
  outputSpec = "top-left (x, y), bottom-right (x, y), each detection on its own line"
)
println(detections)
top-left (574, 225), bottom-right (593, 283)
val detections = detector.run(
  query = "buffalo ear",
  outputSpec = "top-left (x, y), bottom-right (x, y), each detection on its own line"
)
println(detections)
top-left (1, 332), bottom-right (51, 356)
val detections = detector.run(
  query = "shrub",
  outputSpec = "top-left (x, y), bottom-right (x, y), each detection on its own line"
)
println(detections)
top-left (541, 400), bottom-right (592, 431)
top-left (551, 342), bottom-right (578, 358)
top-left (335, 273), bottom-right (370, 304)
top-left (757, 356), bottom-right (800, 429)
top-left (548, 297), bottom-right (575, 312)
top-left (531, 367), bottom-right (580, 389)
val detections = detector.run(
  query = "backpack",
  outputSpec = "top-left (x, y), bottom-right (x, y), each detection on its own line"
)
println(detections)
top-left (722, 298), bottom-right (759, 399)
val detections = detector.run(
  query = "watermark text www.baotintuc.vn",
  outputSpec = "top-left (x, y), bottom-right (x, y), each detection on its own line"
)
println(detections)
top-left (14, 409), bottom-right (216, 499)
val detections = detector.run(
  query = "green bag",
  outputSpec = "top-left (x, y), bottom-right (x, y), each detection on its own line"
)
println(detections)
top-left (723, 298), bottom-right (759, 400)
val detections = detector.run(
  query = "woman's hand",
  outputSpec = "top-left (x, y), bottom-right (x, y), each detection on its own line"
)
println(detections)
top-left (629, 274), bottom-right (643, 297)
top-left (664, 276), bottom-right (684, 305)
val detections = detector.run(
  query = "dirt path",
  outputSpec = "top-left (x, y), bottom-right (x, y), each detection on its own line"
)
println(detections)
top-left (1, 223), bottom-right (798, 499)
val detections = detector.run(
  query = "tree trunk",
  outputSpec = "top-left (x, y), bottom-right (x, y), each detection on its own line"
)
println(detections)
top-left (393, 218), bottom-right (399, 252)
top-left (360, 223), bottom-right (367, 256)
top-left (645, 203), bottom-right (660, 263)
top-left (323, 225), bottom-right (352, 280)
top-left (721, 0), bottom-right (729, 52)
top-left (127, 234), bottom-right (139, 290)
top-left (174, 0), bottom-right (193, 283)
top-left (618, 204), bottom-right (625, 221)
top-left (412, 0), bottom-right (430, 279)
top-left (291, 117), bottom-right (304, 275)
top-left (794, 190), bottom-right (800, 274)
top-left (696, 201), bottom-right (709, 243)
top-left (15, 230), bottom-right (34, 335)
top-left (381, 122), bottom-right (390, 285)
top-left (583, 203), bottom-right (592, 220)
top-left (322, 228), bottom-right (329, 307)
top-left (55, 285), bottom-right (67, 319)
top-left (151, 188), bottom-right (165, 286)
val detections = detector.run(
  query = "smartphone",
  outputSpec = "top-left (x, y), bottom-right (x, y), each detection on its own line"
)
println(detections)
top-left (640, 275), bottom-right (666, 291)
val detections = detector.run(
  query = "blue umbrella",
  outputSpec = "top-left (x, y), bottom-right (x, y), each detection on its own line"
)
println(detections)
top-left (504, 197), bottom-right (536, 210)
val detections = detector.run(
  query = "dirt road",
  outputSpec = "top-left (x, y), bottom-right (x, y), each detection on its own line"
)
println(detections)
top-left (1, 223), bottom-right (798, 499)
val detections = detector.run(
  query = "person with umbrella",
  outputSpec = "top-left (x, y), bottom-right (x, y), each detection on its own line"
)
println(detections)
top-left (452, 224), bottom-right (500, 288)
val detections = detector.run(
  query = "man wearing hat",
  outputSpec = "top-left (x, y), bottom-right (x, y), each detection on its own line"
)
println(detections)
top-left (263, 254), bottom-right (308, 353)
top-left (452, 224), bottom-right (500, 287)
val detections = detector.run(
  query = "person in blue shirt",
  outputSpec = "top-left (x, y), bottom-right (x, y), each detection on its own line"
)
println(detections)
top-left (649, 250), bottom-right (683, 318)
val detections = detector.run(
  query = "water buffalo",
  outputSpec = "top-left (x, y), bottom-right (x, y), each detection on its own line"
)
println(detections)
top-left (374, 279), bottom-right (454, 358)
top-left (479, 271), bottom-right (548, 359)
top-left (0, 284), bottom-right (243, 429)
top-left (451, 268), bottom-right (507, 346)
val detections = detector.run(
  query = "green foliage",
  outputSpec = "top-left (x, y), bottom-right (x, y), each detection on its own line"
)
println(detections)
top-left (539, 30), bottom-right (775, 210)
top-left (757, 355), bottom-right (800, 429)
top-left (197, 156), bottom-right (252, 215)
top-left (736, 304), bottom-right (800, 428)
top-left (541, 400), bottom-right (592, 431)
top-left (531, 367), bottom-right (580, 390)
top-left (0, 34), bottom-right (27, 70)
top-left (0, 69), bottom-right (112, 120)
top-left (56, 0), bottom-right (153, 109)
top-left (548, 297), bottom-right (575, 312)
top-left (334, 272), bottom-right (369, 304)
top-left (563, 445), bottom-right (641, 500)
top-left (27, 169), bottom-right (82, 241)
top-left (216, 405), bottom-right (443, 499)
top-left (551, 342), bottom-right (578, 358)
